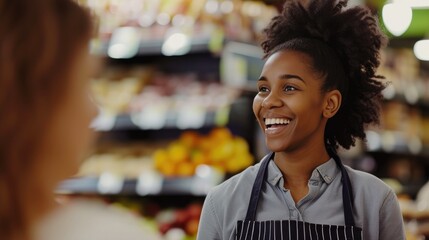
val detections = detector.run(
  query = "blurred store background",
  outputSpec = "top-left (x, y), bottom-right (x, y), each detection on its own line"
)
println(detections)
top-left (56, 0), bottom-right (429, 239)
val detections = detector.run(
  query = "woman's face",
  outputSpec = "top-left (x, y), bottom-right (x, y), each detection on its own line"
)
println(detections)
top-left (39, 46), bottom-right (98, 185)
top-left (253, 50), bottom-right (331, 153)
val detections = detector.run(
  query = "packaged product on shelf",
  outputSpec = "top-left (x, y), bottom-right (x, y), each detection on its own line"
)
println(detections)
top-left (399, 182), bottom-right (429, 239)
top-left (91, 66), bottom-right (153, 115)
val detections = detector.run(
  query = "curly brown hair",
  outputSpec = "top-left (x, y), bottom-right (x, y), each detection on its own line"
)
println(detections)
top-left (261, 0), bottom-right (387, 149)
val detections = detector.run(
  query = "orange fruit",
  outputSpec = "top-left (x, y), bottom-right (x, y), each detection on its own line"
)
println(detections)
top-left (179, 131), bottom-right (201, 148)
top-left (233, 137), bottom-right (249, 153)
top-left (167, 142), bottom-right (189, 164)
top-left (177, 162), bottom-right (195, 176)
top-left (153, 149), bottom-right (168, 170)
top-left (191, 150), bottom-right (208, 165)
top-left (209, 127), bottom-right (232, 144)
top-left (158, 163), bottom-right (176, 177)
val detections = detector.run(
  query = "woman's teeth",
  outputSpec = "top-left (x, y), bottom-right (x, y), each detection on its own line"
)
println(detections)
top-left (265, 118), bottom-right (290, 127)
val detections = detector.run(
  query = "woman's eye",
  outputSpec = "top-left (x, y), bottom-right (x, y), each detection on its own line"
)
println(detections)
top-left (258, 86), bottom-right (269, 93)
top-left (284, 85), bottom-right (297, 92)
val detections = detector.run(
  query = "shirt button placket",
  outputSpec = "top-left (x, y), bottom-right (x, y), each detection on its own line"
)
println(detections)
top-left (290, 209), bottom-right (298, 220)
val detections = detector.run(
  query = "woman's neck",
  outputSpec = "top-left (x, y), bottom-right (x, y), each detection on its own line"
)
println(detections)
top-left (274, 143), bottom-right (331, 179)
top-left (273, 144), bottom-right (331, 202)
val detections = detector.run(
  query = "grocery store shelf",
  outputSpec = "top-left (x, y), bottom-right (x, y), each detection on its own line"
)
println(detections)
top-left (93, 36), bottom-right (213, 58)
top-left (382, 83), bottom-right (429, 108)
top-left (91, 96), bottom-right (254, 132)
top-left (91, 108), bottom-right (229, 132)
top-left (57, 169), bottom-right (224, 196)
top-left (365, 130), bottom-right (429, 157)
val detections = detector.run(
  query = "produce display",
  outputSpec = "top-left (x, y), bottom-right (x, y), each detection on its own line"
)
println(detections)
top-left (78, 127), bottom-right (253, 178)
top-left (153, 128), bottom-right (253, 176)
top-left (154, 202), bottom-right (202, 238)
top-left (89, 197), bottom-right (204, 240)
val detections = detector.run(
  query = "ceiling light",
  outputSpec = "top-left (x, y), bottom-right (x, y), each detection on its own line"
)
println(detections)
top-left (414, 39), bottom-right (429, 61)
top-left (382, 2), bottom-right (413, 36)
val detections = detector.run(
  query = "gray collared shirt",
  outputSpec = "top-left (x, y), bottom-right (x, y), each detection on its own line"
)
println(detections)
top-left (197, 156), bottom-right (405, 240)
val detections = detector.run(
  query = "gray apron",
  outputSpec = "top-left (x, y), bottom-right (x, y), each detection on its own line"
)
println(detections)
top-left (235, 149), bottom-right (362, 240)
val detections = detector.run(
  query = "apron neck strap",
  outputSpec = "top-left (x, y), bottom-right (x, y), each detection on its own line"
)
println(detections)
top-left (326, 146), bottom-right (356, 227)
top-left (244, 152), bottom-right (273, 221)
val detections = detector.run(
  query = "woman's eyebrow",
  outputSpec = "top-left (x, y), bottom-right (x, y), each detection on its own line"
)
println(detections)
top-left (279, 74), bottom-right (304, 82)
top-left (258, 74), bottom-right (304, 82)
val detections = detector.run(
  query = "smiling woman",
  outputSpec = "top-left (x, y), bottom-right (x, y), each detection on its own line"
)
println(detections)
top-left (197, 0), bottom-right (405, 240)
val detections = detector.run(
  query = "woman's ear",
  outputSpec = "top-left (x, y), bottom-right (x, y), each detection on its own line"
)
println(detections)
top-left (323, 90), bottom-right (342, 118)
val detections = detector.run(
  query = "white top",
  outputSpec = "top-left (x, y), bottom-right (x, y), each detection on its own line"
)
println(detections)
top-left (34, 199), bottom-right (162, 240)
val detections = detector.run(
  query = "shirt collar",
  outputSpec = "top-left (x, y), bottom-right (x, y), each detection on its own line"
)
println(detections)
top-left (266, 153), bottom-right (340, 186)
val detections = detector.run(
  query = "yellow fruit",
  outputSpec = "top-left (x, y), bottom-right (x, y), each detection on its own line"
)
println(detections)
top-left (226, 153), bottom-right (253, 173)
top-left (210, 140), bottom-right (235, 164)
top-left (177, 162), bottom-right (195, 176)
top-left (179, 131), bottom-right (201, 148)
top-left (167, 142), bottom-right (189, 164)
top-left (153, 149), bottom-right (168, 170)
top-left (233, 137), bottom-right (249, 153)
top-left (198, 137), bottom-right (214, 152)
top-left (209, 128), bottom-right (232, 144)
top-left (158, 163), bottom-right (176, 177)
top-left (191, 150), bottom-right (208, 165)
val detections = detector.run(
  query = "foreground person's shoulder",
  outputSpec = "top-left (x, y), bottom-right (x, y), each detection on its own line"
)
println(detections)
top-left (34, 199), bottom-right (162, 240)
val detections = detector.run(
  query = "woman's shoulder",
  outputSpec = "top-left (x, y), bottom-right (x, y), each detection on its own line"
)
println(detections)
top-left (34, 199), bottom-right (162, 240)
top-left (208, 160), bottom-right (262, 199)
top-left (344, 165), bottom-right (396, 200)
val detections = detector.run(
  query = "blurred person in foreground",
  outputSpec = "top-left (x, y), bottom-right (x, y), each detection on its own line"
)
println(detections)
top-left (0, 1), bottom-right (161, 240)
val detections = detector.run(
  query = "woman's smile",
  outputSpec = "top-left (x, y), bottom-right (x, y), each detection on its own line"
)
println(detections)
top-left (264, 117), bottom-right (292, 136)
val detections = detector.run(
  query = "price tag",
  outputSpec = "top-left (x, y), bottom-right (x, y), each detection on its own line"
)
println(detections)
top-left (136, 171), bottom-right (163, 196)
top-left (108, 27), bottom-right (140, 59)
top-left (191, 165), bottom-right (224, 195)
top-left (97, 172), bottom-right (124, 194)
top-left (90, 110), bottom-right (116, 131)
top-left (131, 104), bottom-right (168, 130)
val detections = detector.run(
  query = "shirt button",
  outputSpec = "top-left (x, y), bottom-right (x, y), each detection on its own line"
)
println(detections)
top-left (290, 210), bottom-right (298, 217)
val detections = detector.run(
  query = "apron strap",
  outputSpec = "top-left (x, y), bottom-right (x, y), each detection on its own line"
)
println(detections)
top-left (244, 149), bottom-right (356, 227)
top-left (244, 152), bottom-right (274, 221)
top-left (327, 146), bottom-right (356, 227)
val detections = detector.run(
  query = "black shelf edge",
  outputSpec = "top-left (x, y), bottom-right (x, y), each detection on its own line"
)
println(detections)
top-left (364, 130), bottom-right (429, 158)
top-left (93, 37), bottom-right (213, 58)
top-left (92, 110), bottom-right (226, 132)
top-left (56, 174), bottom-right (223, 196)
top-left (383, 93), bottom-right (429, 108)
top-left (91, 97), bottom-right (253, 132)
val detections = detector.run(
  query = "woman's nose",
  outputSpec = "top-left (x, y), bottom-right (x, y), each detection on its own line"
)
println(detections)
top-left (261, 92), bottom-right (283, 109)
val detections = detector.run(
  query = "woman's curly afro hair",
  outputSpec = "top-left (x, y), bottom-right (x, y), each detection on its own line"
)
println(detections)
top-left (261, 0), bottom-right (387, 150)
